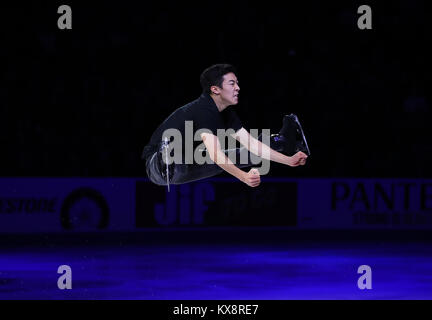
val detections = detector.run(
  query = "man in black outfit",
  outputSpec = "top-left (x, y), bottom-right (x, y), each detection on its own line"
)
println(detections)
top-left (142, 64), bottom-right (309, 189)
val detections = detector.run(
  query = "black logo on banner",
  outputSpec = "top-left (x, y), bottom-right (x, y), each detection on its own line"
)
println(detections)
top-left (0, 197), bottom-right (57, 214)
top-left (60, 187), bottom-right (110, 230)
top-left (331, 182), bottom-right (432, 226)
top-left (135, 180), bottom-right (297, 227)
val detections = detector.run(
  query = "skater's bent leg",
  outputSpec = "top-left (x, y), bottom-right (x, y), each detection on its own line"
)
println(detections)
top-left (170, 163), bottom-right (223, 184)
top-left (145, 152), bottom-right (168, 185)
top-left (146, 147), bottom-right (225, 185)
top-left (171, 146), bottom-right (257, 184)
top-left (146, 143), bottom-right (265, 186)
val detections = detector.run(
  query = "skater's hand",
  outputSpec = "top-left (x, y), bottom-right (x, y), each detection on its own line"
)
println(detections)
top-left (243, 168), bottom-right (261, 187)
top-left (289, 151), bottom-right (308, 167)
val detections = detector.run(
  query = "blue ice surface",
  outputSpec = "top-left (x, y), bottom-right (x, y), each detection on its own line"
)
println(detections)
top-left (1, 229), bottom-right (431, 300)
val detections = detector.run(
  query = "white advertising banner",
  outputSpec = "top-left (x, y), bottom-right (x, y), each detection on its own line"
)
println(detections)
top-left (297, 178), bottom-right (432, 229)
top-left (0, 178), bottom-right (135, 232)
top-left (1, 177), bottom-right (431, 232)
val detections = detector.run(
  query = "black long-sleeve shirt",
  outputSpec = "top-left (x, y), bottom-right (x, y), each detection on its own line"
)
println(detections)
top-left (141, 93), bottom-right (242, 163)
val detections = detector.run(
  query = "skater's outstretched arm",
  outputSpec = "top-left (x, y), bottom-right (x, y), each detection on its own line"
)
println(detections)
top-left (201, 132), bottom-right (261, 187)
top-left (232, 128), bottom-right (307, 167)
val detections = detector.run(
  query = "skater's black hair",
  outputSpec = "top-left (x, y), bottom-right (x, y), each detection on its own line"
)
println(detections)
top-left (200, 64), bottom-right (237, 95)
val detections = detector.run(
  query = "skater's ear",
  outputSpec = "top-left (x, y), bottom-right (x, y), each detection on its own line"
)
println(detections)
top-left (210, 85), bottom-right (222, 95)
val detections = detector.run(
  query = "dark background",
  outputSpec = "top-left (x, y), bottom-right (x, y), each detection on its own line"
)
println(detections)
top-left (1, 1), bottom-right (430, 178)
top-left (0, 2), bottom-right (431, 301)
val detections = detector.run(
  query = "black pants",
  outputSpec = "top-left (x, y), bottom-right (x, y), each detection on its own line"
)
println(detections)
top-left (145, 143), bottom-right (260, 186)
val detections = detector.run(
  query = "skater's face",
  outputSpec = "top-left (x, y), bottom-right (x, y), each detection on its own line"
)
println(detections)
top-left (211, 72), bottom-right (240, 106)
